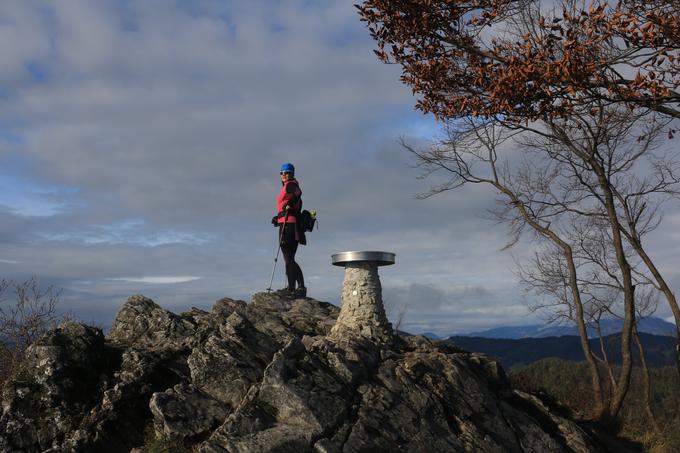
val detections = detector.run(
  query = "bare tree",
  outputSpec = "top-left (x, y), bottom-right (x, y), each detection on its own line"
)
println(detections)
top-left (404, 120), bottom-right (609, 417)
top-left (513, 104), bottom-right (678, 416)
top-left (406, 103), bottom-right (678, 419)
top-left (520, 227), bottom-right (663, 430)
top-left (0, 277), bottom-right (70, 386)
top-left (383, 296), bottom-right (410, 333)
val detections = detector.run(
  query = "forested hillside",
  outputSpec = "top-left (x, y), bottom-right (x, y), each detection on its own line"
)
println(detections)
top-left (510, 359), bottom-right (680, 452)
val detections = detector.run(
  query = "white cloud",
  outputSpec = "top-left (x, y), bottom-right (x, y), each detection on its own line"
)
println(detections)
top-left (2, 1), bottom-right (678, 335)
top-left (35, 220), bottom-right (213, 246)
top-left (109, 276), bottom-right (203, 284)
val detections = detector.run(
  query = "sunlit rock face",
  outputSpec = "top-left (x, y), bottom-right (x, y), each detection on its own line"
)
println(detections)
top-left (0, 292), bottom-right (608, 452)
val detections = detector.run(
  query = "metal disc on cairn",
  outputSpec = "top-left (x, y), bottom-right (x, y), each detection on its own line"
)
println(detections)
top-left (330, 251), bottom-right (395, 344)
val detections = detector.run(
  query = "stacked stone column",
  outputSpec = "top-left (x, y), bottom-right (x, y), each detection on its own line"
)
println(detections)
top-left (329, 251), bottom-right (395, 344)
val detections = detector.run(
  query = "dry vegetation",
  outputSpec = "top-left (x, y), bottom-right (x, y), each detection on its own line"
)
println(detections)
top-left (0, 277), bottom-right (71, 392)
top-left (511, 358), bottom-right (680, 452)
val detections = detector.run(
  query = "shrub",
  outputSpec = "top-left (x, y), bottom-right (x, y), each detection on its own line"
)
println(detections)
top-left (0, 277), bottom-right (71, 390)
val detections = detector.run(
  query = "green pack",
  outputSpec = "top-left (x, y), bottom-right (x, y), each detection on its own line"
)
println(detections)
top-left (298, 210), bottom-right (317, 232)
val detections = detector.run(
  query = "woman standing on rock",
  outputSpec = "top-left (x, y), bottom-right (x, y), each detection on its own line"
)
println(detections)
top-left (272, 162), bottom-right (306, 297)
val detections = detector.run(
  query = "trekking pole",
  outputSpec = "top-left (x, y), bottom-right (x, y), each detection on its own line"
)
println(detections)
top-left (267, 210), bottom-right (288, 293)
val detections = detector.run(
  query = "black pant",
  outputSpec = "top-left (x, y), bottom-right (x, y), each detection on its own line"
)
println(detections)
top-left (280, 224), bottom-right (304, 291)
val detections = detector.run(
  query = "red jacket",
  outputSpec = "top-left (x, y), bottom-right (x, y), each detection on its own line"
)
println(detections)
top-left (277, 178), bottom-right (302, 224)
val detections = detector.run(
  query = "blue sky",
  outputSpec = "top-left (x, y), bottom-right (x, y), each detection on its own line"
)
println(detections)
top-left (1, 0), bottom-right (678, 335)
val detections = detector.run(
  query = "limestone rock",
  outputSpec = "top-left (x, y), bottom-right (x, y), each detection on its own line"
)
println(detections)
top-left (0, 323), bottom-right (107, 452)
top-left (0, 292), bottom-right (619, 452)
top-left (188, 312), bottom-right (279, 407)
top-left (107, 295), bottom-right (200, 350)
top-left (150, 383), bottom-right (229, 441)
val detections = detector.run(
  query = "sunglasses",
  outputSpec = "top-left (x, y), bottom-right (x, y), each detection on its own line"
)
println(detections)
top-left (280, 171), bottom-right (292, 175)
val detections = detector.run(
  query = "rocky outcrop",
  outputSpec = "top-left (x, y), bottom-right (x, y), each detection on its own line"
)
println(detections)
top-left (1, 291), bottom-right (613, 452)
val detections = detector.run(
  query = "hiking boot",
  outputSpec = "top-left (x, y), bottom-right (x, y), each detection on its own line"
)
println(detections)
top-left (294, 286), bottom-right (307, 298)
top-left (275, 288), bottom-right (295, 297)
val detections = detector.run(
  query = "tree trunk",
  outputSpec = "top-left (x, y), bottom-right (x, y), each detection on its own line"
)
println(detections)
top-left (633, 325), bottom-right (661, 434)
top-left (497, 183), bottom-right (606, 418)
top-left (595, 172), bottom-right (635, 418)
top-left (628, 242), bottom-right (680, 379)
top-left (596, 321), bottom-right (617, 389)
top-left (564, 246), bottom-right (607, 419)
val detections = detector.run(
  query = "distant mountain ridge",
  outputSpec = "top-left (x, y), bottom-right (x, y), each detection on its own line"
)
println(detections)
top-left (447, 332), bottom-right (677, 369)
top-left (458, 316), bottom-right (676, 339)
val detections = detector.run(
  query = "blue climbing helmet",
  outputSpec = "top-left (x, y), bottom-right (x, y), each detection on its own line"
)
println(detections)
top-left (280, 162), bottom-right (295, 174)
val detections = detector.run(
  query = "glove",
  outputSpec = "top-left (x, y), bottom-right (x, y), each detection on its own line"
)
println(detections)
top-left (271, 216), bottom-right (279, 226)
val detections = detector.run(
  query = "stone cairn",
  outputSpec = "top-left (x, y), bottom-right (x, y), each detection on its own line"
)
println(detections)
top-left (329, 251), bottom-right (395, 344)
